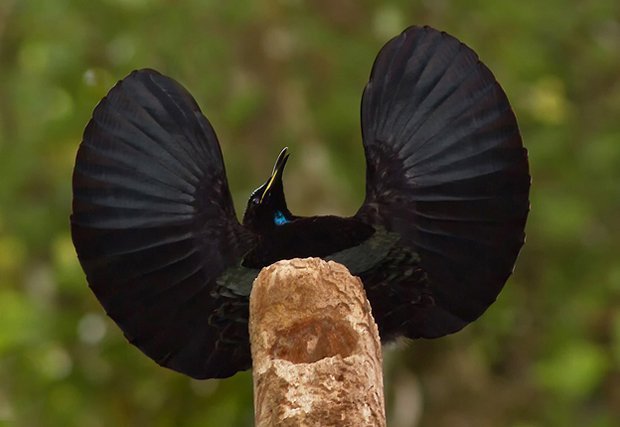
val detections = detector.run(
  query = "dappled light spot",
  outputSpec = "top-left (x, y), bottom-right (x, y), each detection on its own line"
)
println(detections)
top-left (106, 35), bottom-right (137, 65)
top-left (44, 86), bottom-right (74, 122)
top-left (38, 343), bottom-right (73, 380)
top-left (83, 69), bottom-right (97, 86)
top-left (78, 313), bottom-right (107, 345)
top-left (18, 41), bottom-right (53, 74)
top-left (0, 289), bottom-right (40, 353)
top-left (262, 27), bottom-right (295, 60)
top-left (535, 341), bottom-right (610, 400)
top-left (372, 5), bottom-right (404, 41)
top-left (190, 378), bottom-right (220, 397)
top-left (525, 77), bottom-right (569, 125)
top-left (24, 263), bottom-right (56, 305)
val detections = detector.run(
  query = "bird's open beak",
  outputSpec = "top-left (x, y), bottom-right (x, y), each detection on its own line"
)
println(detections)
top-left (260, 147), bottom-right (289, 202)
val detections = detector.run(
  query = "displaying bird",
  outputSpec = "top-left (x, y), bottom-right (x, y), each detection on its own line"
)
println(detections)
top-left (71, 26), bottom-right (530, 379)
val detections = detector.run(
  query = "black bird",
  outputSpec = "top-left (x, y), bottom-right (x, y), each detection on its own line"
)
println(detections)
top-left (71, 26), bottom-right (530, 379)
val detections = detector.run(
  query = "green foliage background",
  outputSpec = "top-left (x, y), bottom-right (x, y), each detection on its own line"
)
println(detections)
top-left (1, 0), bottom-right (619, 426)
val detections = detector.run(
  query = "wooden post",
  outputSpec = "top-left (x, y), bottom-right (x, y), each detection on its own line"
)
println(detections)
top-left (249, 258), bottom-right (386, 427)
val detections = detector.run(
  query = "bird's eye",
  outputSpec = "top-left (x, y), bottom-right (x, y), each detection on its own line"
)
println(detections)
top-left (252, 197), bottom-right (260, 205)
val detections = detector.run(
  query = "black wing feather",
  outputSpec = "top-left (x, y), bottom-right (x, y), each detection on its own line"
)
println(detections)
top-left (71, 69), bottom-right (254, 378)
top-left (357, 26), bottom-right (530, 337)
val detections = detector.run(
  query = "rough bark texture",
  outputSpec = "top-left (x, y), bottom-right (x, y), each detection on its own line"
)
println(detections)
top-left (250, 258), bottom-right (386, 427)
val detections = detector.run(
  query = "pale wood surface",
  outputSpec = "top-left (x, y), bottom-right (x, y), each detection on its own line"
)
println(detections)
top-left (250, 258), bottom-right (386, 427)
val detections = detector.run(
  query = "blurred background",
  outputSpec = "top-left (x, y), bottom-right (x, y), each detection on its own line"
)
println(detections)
top-left (1, 0), bottom-right (619, 426)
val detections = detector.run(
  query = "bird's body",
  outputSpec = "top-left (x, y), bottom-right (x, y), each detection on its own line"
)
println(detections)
top-left (71, 26), bottom-right (530, 378)
top-left (244, 215), bottom-right (374, 268)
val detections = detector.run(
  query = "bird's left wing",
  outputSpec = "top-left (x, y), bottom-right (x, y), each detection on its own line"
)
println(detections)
top-left (356, 27), bottom-right (530, 339)
top-left (71, 69), bottom-right (255, 378)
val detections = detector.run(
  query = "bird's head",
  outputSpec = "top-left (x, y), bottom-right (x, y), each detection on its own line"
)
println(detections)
top-left (243, 147), bottom-right (293, 232)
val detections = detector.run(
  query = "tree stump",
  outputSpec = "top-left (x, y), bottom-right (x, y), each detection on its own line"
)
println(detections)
top-left (249, 258), bottom-right (386, 427)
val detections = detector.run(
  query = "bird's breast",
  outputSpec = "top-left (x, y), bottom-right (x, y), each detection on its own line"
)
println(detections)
top-left (241, 215), bottom-right (376, 269)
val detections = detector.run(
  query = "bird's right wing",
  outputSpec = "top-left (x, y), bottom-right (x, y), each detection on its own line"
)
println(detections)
top-left (71, 69), bottom-right (255, 378)
top-left (356, 26), bottom-right (530, 338)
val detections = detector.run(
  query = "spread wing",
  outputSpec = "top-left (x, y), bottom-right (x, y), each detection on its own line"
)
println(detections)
top-left (356, 26), bottom-right (530, 338)
top-left (71, 69), bottom-right (255, 378)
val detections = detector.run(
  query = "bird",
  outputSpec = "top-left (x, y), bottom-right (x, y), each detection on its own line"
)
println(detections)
top-left (71, 25), bottom-right (530, 379)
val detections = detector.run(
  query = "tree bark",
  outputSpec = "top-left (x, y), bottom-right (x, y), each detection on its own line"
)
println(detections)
top-left (249, 258), bottom-right (386, 427)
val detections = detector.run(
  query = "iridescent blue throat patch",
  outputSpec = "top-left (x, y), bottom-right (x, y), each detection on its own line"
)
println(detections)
top-left (274, 210), bottom-right (288, 226)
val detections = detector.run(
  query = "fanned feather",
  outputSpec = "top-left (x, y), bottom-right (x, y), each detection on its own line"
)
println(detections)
top-left (356, 26), bottom-right (530, 337)
top-left (71, 69), bottom-right (254, 378)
